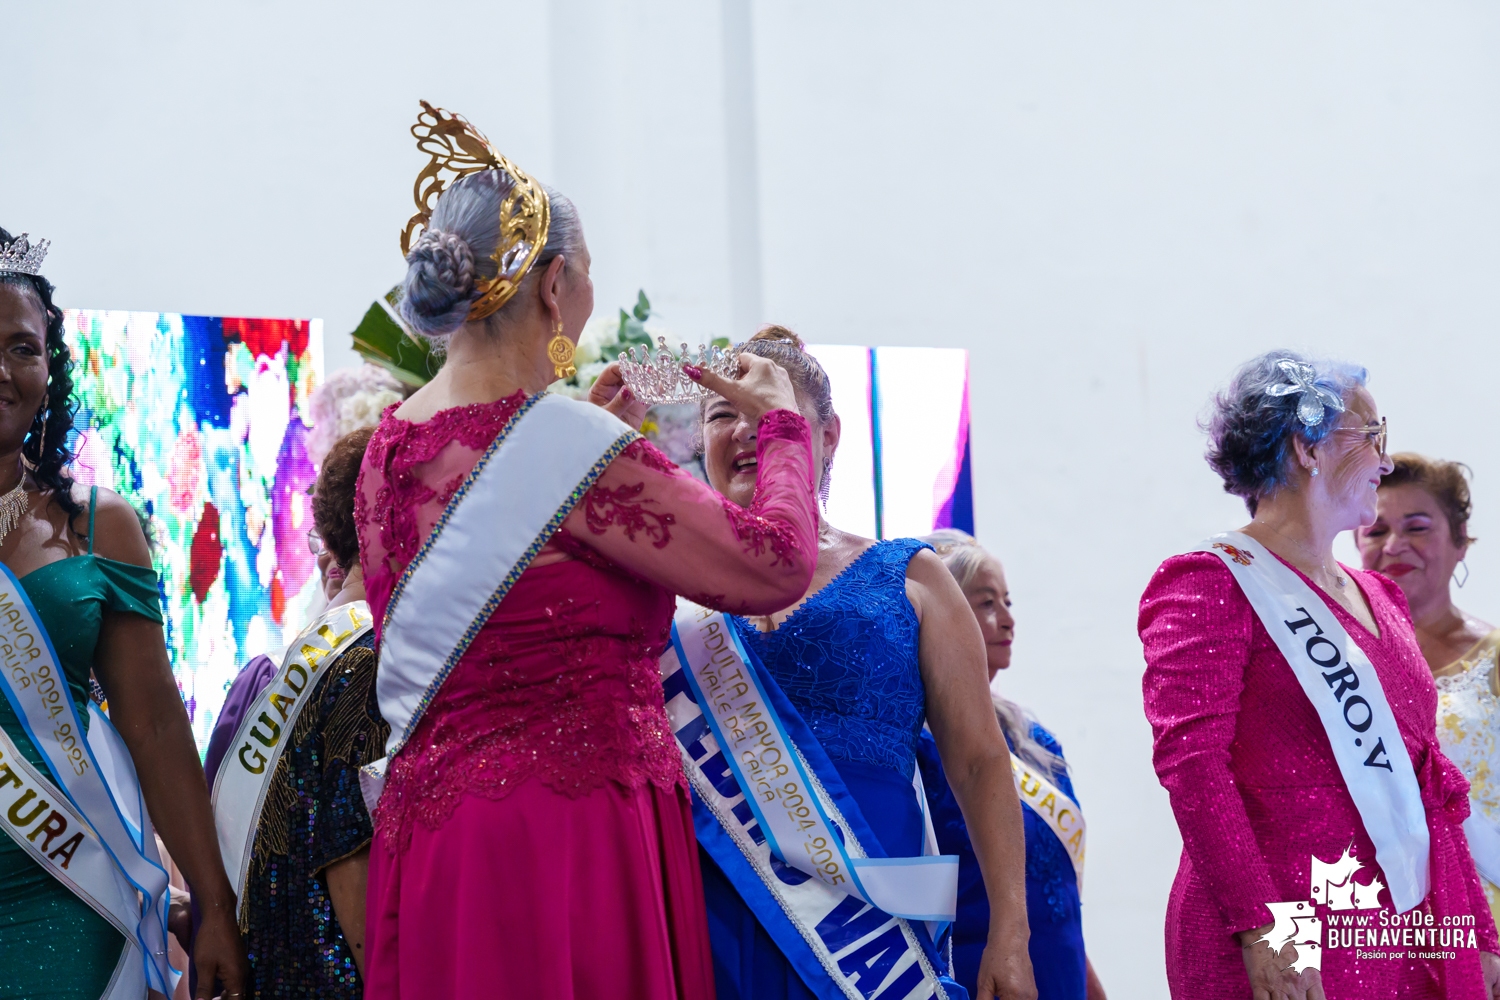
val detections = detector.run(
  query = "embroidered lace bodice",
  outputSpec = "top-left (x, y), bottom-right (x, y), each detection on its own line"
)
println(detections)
top-left (735, 538), bottom-right (931, 779)
top-left (355, 392), bottom-right (817, 849)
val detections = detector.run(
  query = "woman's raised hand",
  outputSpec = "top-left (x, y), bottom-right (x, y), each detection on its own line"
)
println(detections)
top-left (586, 361), bottom-right (650, 431)
top-left (688, 353), bottom-right (800, 422)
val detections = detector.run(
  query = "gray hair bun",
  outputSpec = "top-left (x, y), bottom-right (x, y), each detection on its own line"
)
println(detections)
top-left (400, 229), bottom-right (477, 338)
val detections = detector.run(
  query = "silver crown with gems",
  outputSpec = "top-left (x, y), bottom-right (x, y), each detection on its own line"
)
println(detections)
top-left (617, 336), bottom-right (741, 405)
top-left (0, 233), bottom-right (50, 276)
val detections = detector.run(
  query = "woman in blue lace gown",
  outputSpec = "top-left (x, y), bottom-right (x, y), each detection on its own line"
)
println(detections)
top-left (917, 530), bottom-right (1106, 1000)
top-left (694, 328), bottom-right (1036, 1000)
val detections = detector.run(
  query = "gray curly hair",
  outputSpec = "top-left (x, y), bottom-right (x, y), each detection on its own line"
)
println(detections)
top-left (1206, 350), bottom-right (1369, 515)
top-left (923, 529), bottom-right (1066, 780)
top-left (399, 170), bottom-right (585, 341)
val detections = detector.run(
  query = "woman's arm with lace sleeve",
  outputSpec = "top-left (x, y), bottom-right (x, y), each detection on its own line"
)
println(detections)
top-left (560, 409), bottom-right (818, 615)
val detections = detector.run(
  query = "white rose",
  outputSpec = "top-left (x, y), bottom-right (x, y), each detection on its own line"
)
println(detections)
top-left (575, 317), bottom-right (618, 366)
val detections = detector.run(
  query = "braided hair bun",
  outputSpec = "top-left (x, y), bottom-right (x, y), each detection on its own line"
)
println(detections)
top-left (399, 229), bottom-right (478, 338)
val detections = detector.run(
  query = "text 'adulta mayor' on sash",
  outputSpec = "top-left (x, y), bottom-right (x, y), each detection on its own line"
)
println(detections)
top-left (1201, 531), bottom-right (1431, 912)
top-left (213, 601), bottom-right (373, 911)
top-left (0, 562), bottom-right (178, 996)
top-left (360, 393), bottom-right (639, 812)
top-left (665, 599), bottom-right (961, 1000)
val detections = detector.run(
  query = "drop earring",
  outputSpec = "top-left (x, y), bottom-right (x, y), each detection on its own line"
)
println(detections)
top-left (1455, 560), bottom-right (1470, 589)
top-left (547, 319), bottom-right (576, 380)
top-left (23, 408), bottom-right (47, 466)
top-left (1310, 466), bottom-right (1320, 477)
top-left (819, 458), bottom-right (832, 509)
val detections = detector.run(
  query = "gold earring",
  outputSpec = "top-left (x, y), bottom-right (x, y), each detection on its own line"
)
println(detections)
top-left (547, 320), bottom-right (576, 380)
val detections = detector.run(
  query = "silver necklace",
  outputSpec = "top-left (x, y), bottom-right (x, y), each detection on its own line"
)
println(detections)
top-left (1254, 520), bottom-right (1348, 589)
top-left (0, 474), bottom-right (28, 546)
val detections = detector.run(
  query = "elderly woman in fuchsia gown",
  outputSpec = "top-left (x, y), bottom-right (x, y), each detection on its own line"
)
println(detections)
top-left (1140, 351), bottom-right (1500, 999)
top-left (356, 105), bottom-right (818, 1000)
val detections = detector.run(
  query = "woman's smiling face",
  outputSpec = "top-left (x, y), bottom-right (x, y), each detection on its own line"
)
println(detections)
top-left (1356, 482), bottom-right (1465, 609)
top-left (963, 555), bottom-right (1015, 680)
top-left (702, 382), bottom-right (840, 510)
top-left (0, 284), bottom-right (49, 454)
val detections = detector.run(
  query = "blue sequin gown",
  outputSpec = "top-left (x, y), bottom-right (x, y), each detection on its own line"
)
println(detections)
top-left (700, 538), bottom-right (933, 1000)
top-left (917, 723), bottom-right (1087, 1000)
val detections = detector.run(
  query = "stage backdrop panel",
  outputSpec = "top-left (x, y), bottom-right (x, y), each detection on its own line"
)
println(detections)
top-left (64, 309), bottom-right (324, 753)
top-left (807, 344), bottom-right (973, 540)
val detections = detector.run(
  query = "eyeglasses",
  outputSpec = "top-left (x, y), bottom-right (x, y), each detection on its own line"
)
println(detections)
top-left (1337, 416), bottom-right (1387, 457)
top-left (307, 529), bottom-right (327, 556)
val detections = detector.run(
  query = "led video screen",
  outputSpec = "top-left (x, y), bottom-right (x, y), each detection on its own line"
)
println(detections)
top-left (64, 310), bottom-right (323, 752)
top-left (807, 345), bottom-right (973, 540)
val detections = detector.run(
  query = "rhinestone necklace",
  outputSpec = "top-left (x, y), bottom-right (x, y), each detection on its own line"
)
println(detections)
top-left (0, 474), bottom-right (28, 546)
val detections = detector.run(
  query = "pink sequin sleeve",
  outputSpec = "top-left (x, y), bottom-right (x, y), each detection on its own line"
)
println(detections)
top-left (1140, 552), bottom-right (1281, 934)
top-left (559, 408), bottom-right (818, 616)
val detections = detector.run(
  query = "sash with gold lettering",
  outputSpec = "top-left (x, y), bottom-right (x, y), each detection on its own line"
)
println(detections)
top-left (212, 601), bottom-right (373, 905)
top-left (1010, 752), bottom-right (1085, 889)
top-left (665, 600), bottom-right (962, 1000)
top-left (0, 563), bottom-right (177, 995)
top-left (0, 721), bottom-right (150, 998)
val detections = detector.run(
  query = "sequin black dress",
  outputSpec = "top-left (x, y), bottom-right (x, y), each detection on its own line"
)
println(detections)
top-left (202, 630), bottom-right (388, 998)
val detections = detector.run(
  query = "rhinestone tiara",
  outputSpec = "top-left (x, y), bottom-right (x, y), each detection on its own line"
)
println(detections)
top-left (617, 337), bottom-right (740, 405)
top-left (0, 233), bottom-right (49, 277)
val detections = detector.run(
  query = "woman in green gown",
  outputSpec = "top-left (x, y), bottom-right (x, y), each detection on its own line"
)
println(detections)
top-left (0, 228), bottom-right (247, 998)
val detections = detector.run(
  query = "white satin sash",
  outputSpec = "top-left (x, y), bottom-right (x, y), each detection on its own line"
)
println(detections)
top-left (1201, 532), bottom-right (1430, 912)
top-left (671, 600), bottom-right (958, 921)
top-left (0, 563), bottom-right (177, 994)
top-left (0, 724), bottom-right (144, 999)
top-left (360, 394), bottom-right (637, 811)
top-left (212, 601), bottom-right (373, 906)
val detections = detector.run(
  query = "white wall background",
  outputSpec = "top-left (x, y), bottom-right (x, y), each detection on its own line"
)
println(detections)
top-left (10, 3), bottom-right (1500, 994)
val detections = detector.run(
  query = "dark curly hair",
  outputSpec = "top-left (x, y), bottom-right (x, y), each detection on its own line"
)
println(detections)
top-left (0, 228), bottom-right (83, 529)
top-left (1205, 350), bottom-right (1368, 515)
top-left (311, 427), bottom-right (375, 571)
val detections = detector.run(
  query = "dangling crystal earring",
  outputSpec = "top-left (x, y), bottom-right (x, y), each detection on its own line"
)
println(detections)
top-left (819, 458), bottom-right (832, 509)
top-left (1310, 465), bottom-right (1320, 477)
top-left (547, 319), bottom-right (576, 380)
top-left (1455, 560), bottom-right (1470, 588)
top-left (23, 408), bottom-right (47, 466)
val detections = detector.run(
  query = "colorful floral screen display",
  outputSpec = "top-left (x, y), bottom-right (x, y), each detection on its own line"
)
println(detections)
top-left (63, 310), bottom-right (323, 753)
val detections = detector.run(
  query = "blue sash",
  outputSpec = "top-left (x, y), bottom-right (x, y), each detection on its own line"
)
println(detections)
top-left (0, 565), bottom-right (176, 995)
top-left (663, 601), bottom-right (963, 1000)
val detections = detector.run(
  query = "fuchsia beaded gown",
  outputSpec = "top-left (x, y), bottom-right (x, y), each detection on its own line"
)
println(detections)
top-left (1140, 552), bottom-right (1500, 999)
top-left (354, 393), bottom-right (818, 1000)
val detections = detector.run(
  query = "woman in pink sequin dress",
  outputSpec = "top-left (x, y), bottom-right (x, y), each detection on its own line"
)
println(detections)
top-left (355, 165), bottom-right (818, 995)
top-left (1140, 352), bottom-right (1500, 999)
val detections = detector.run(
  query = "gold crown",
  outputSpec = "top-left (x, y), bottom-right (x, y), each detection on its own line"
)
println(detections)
top-left (400, 101), bottom-right (551, 322)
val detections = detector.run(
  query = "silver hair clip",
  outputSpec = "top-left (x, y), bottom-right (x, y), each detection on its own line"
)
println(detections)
top-left (1264, 359), bottom-right (1345, 428)
top-left (0, 233), bottom-right (49, 276)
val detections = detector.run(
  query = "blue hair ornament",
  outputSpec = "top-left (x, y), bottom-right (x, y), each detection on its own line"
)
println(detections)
top-left (1264, 359), bottom-right (1346, 428)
